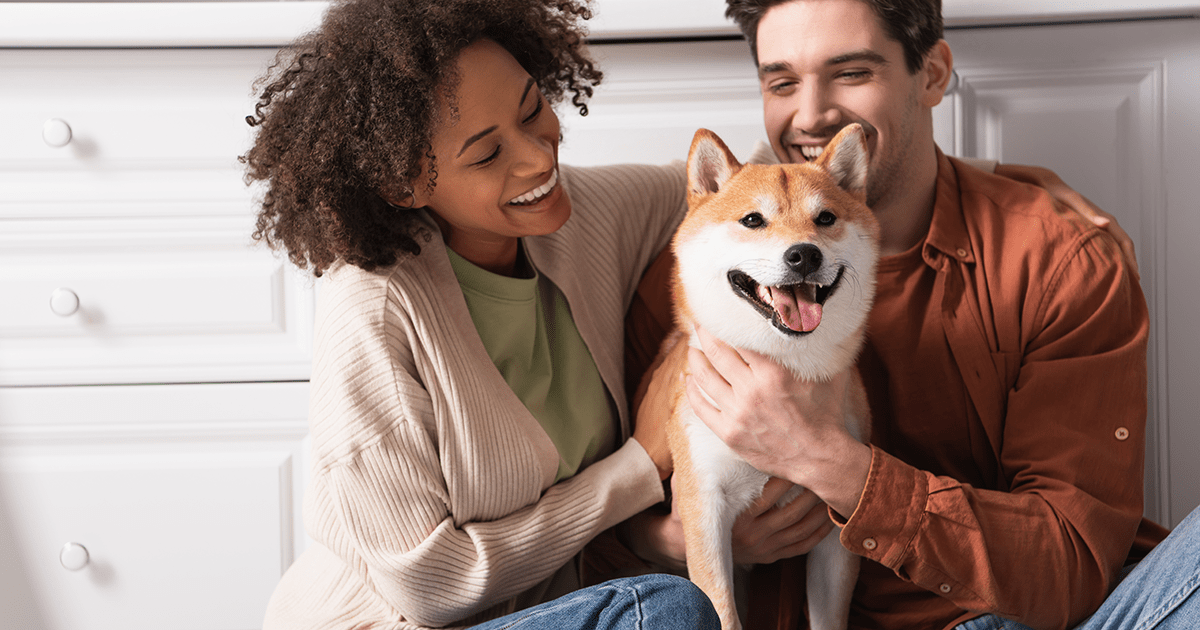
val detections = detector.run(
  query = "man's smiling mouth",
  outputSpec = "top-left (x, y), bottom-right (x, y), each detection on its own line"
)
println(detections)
top-left (799, 145), bottom-right (825, 161)
top-left (508, 168), bottom-right (558, 206)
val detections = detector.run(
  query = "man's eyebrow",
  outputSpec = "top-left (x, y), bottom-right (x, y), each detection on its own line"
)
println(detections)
top-left (457, 78), bottom-right (536, 158)
top-left (758, 61), bottom-right (792, 77)
top-left (827, 49), bottom-right (890, 67)
top-left (758, 49), bottom-right (891, 77)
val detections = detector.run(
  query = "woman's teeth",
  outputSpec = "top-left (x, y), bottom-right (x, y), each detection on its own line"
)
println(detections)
top-left (800, 145), bottom-right (824, 161)
top-left (508, 169), bottom-right (558, 206)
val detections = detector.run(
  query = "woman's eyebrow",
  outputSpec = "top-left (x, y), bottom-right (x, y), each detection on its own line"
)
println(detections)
top-left (518, 77), bottom-right (535, 105)
top-left (457, 78), bottom-right (537, 158)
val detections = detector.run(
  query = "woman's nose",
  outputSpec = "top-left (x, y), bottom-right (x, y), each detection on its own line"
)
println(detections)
top-left (511, 131), bottom-right (555, 175)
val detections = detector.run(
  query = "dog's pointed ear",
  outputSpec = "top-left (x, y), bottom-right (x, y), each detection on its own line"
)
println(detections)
top-left (815, 123), bottom-right (869, 199)
top-left (687, 129), bottom-right (741, 200)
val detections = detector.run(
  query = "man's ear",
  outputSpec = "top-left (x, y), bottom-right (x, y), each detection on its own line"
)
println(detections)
top-left (919, 40), bottom-right (954, 108)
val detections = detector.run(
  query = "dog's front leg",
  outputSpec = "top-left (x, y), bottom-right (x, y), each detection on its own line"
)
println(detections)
top-left (805, 528), bottom-right (859, 630)
top-left (675, 417), bottom-right (768, 630)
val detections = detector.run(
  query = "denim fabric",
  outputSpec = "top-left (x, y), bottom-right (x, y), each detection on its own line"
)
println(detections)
top-left (957, 507), bottom-right (1200, 630)
top-left (469, 574), bottom-right (719, 630)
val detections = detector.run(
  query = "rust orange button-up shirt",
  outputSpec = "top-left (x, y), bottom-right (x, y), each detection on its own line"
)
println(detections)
top-left (836, 151), bottom-right (1166, 630)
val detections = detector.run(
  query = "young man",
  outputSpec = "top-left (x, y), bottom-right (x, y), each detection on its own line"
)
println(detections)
top-left (661, 0), bottom-right (1199, 628)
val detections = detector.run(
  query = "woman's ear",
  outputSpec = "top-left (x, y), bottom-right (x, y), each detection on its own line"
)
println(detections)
top-left (382, 181), bottom-right (427, 209)
top-left (920, 39), bottom-right (954, 108)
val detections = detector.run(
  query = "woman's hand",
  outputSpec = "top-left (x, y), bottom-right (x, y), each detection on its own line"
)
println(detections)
top-left (617, 476), bottom-right (835, 571)
top-left (731, 477), bottom-right (835, 564)
top-left (996, 163), bottom-right (1139, 278)
top-left (631, 331), bottom-right (687, 481)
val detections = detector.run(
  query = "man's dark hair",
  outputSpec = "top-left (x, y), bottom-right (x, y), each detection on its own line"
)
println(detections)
top-left (725, 0), bottom-right (943, 73)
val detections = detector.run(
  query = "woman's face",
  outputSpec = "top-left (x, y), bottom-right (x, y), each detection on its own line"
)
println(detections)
top-left (410, 39), bottom-right (571, 274)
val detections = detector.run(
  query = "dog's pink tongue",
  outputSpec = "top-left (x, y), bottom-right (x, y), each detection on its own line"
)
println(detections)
top-left (769, 286), bottom-right (822, 332)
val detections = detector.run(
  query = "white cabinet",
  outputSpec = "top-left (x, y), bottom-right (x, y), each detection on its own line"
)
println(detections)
top-left (0, 48), bottom-right (314, 387)
top-left (0, 45), bottom-right (313, 628)
top-left (0, 383), bottom-right (309, 630)
top-left (559, 40), bottom-right (765, 167)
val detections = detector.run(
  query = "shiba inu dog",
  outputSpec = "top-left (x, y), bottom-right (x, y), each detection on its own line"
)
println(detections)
top-left (644, 124), bottom-right (878, 630)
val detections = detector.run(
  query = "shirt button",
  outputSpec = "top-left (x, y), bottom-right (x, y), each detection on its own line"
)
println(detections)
top-left (862, 538), bottom-right (878, 551)
top-left (956, 248), bottom-right (968, 258)
top-left (1115, 427), bottom-right (1130, 441)
top-left (939, 583), bottom-right (952, 594)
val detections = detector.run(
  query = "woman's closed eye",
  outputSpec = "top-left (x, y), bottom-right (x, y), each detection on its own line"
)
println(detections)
top-left (471, 93), bottom-right (545, 167)
top-left (523, 92), bottom-right (545, 124)
top-left (473, 146), bottom-right (501, 167)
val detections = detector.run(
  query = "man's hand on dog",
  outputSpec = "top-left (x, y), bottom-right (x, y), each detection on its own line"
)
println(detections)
top-left (687, 325), bottom-right (873, 520)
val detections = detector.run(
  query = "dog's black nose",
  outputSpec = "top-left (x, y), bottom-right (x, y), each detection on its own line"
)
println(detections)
top-left (784, 243), bottom-right (823, 277)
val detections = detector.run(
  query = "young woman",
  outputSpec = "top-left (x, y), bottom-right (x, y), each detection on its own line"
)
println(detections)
top-left (241, 0), bottom-right (1140, 628)
top-left (242, 0), bottom-right (718, 627)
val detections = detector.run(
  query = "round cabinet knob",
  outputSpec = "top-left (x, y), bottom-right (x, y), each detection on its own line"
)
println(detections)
top-left (59, 542), bottom-right (90, 571)
top-left (43, 118), bottom-right (73, 148)
top-left (49, 287), bottom-right (80, 317)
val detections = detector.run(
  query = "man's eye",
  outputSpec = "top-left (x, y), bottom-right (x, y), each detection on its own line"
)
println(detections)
top-left (768, 81), bottom-right (797, 95)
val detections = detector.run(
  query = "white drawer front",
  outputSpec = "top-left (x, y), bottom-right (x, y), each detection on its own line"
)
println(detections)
top-left (0, 382), bottom-right (310, 630)
top-left (0, 218), bottom-right (314, 386)
top-left (2, 453), bottom-right (286, 629)
top-left (0, 48), bottom-right (277, 219)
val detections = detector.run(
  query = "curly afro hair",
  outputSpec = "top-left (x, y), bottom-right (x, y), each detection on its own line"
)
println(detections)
top-left (242, 0), bottom-right (602, 276)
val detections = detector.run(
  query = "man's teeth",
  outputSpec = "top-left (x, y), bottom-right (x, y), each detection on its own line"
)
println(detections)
top-left (508, 169), bottom-right (558, 205)
top-left (800, 145), bottom-right (824, 161)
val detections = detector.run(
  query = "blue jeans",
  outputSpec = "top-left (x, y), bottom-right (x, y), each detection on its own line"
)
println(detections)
top-left (469, 574), bottom-right (719, 630)
top-left (957, 506), bottom-right (1200, 630)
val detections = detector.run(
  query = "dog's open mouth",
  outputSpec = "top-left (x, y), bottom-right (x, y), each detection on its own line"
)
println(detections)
top-left (727, 267), bottom-right (845, 335)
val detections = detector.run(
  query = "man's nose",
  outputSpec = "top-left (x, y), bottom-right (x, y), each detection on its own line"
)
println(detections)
top-left (791, 81), bottom-right (841, 135)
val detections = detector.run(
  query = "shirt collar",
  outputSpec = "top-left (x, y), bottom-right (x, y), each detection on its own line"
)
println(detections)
top-left (922, 148), bottom-right (976, 269)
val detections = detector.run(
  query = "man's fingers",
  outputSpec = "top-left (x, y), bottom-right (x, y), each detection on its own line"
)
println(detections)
top-left (694, 325), bottom-right (751, 377)
top-left (685, 367), bottom-right (723, 424)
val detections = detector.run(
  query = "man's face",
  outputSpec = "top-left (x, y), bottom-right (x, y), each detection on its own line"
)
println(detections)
top-left (756, 0), bottom-right (941, 210)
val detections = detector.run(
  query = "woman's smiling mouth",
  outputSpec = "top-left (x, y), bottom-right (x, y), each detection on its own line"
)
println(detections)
top-left (508, 168), bottom-right (559, 206)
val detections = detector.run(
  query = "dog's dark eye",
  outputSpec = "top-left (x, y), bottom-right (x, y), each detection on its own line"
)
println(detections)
top-left (816, 211), bottom-right (837, 226)
top-left (740, 213), bottom-right (765, 228)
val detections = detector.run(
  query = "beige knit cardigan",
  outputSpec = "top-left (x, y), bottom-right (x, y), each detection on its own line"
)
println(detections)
top-left (263, 162), bottom-right (688, 629)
